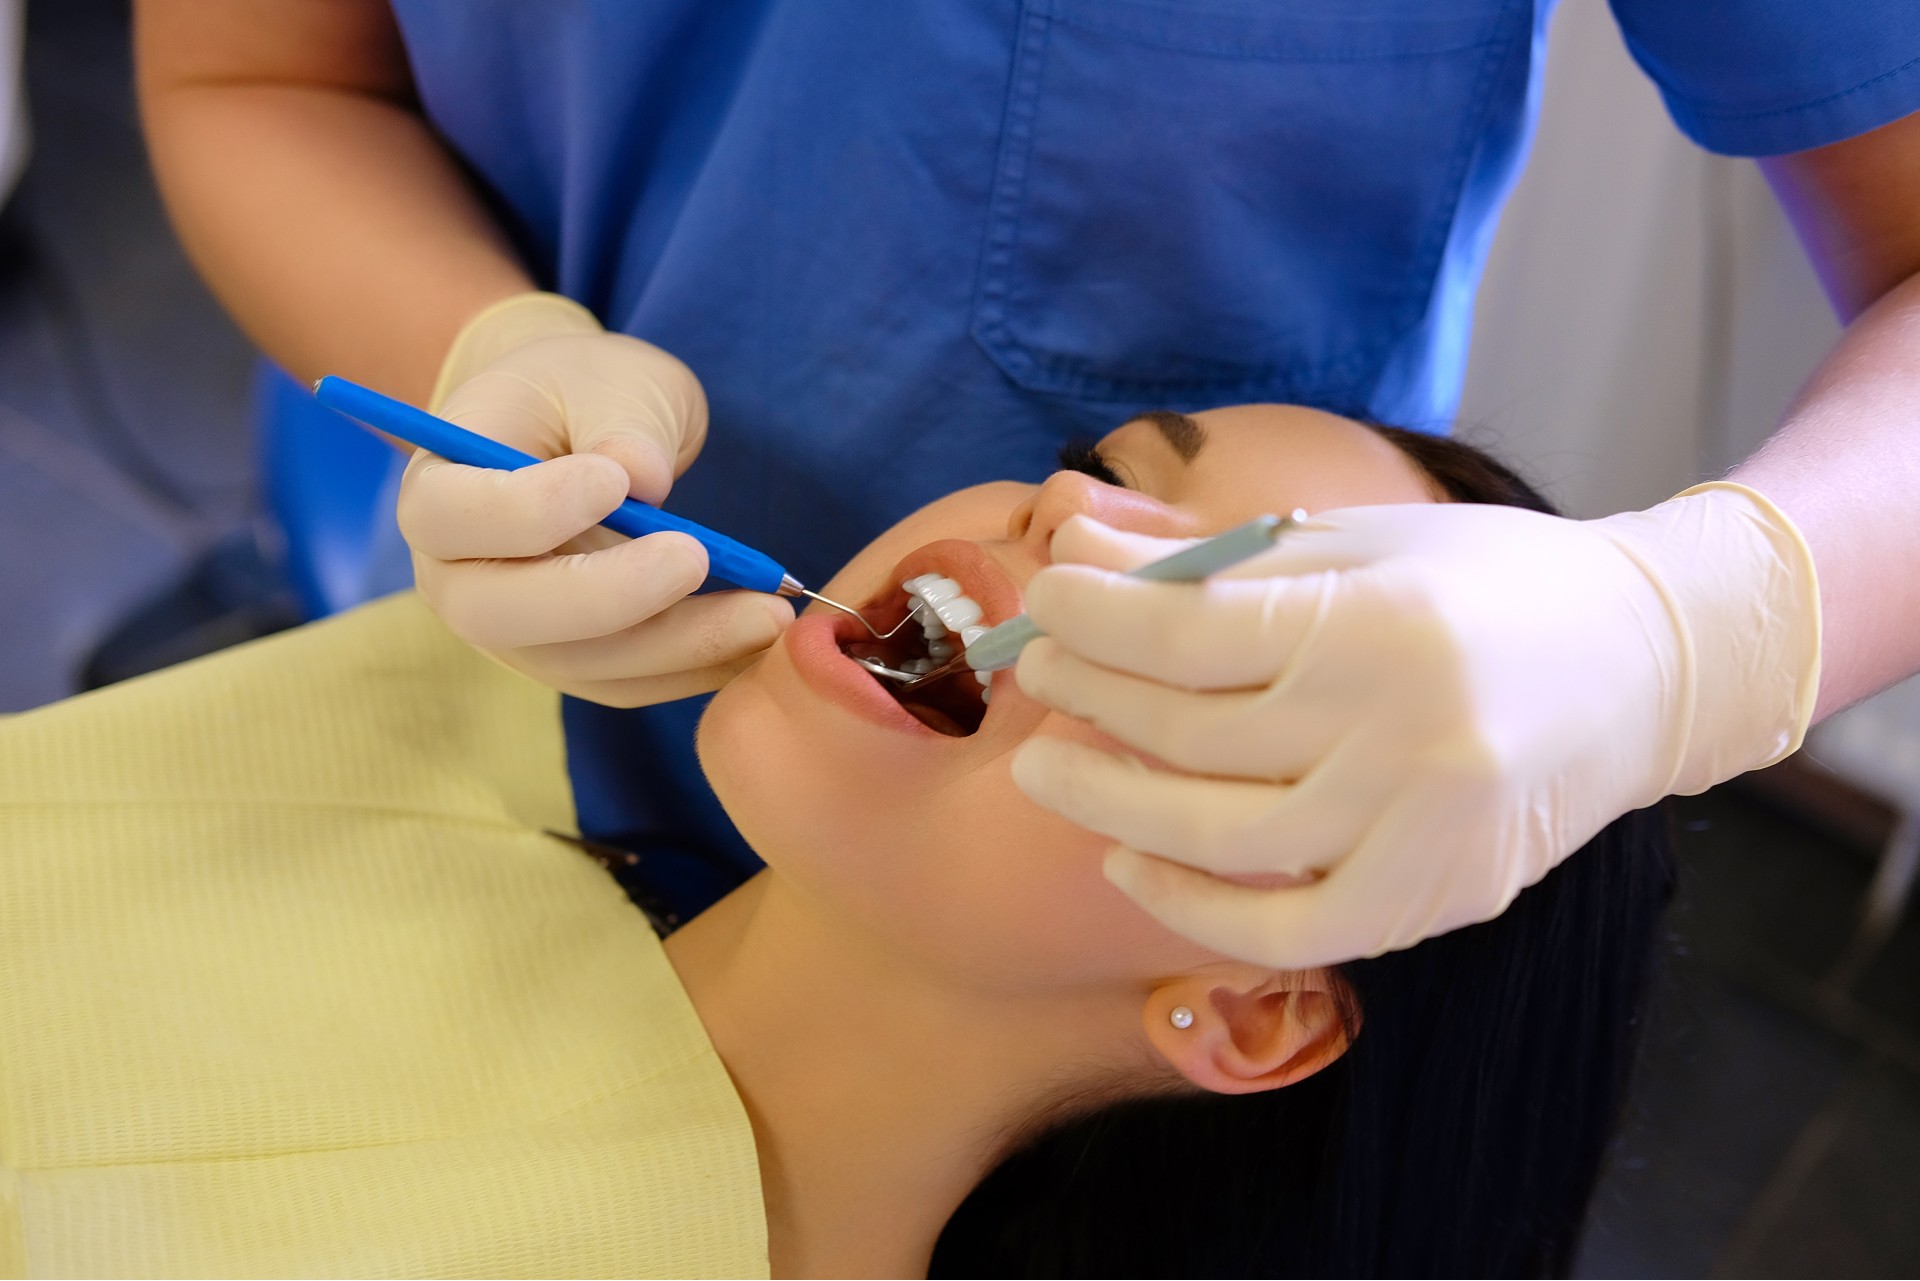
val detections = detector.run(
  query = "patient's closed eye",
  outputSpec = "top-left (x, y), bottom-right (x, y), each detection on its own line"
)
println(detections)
top-left (1056, 439), bottom-right (1126, 488)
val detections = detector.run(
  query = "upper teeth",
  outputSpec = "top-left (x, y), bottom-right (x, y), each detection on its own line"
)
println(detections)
top-left (902, 573), bottom-right (994, 693)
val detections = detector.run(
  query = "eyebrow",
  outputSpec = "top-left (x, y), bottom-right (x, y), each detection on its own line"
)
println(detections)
top-left (1131, 409), bottom-right (1207, 463)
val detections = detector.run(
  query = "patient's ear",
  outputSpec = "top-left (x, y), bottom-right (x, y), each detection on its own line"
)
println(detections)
top-left (1144, 967), bottom-right (1353, 1095)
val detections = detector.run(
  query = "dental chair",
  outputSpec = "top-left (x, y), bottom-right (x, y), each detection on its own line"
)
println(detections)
top-left (79, 366), bottom-right (405, 688)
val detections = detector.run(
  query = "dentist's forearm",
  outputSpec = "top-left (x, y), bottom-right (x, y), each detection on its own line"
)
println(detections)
top-left (1730, 268), bottom-right (1920, 720)
top-left (134, 0), bottom-right (532, 406)
top-left (1728, 114), bottom-right (1920, 722)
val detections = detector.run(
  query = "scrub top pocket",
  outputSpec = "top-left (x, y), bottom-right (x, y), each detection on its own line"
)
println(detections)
top-left (971, 0), bottom-right (1526, 406)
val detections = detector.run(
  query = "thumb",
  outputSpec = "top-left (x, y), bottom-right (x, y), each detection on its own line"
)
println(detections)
top-left (562, 339), bottom-right (709, 506)
top-left (437, 367), bottom-right (573, 458)
top-left (1051, 509), bottom-right (1393, 581)
top-left (1209, 505), bottom-right (1449, 581)
top-left (1049, 514), bottom-right (1200, 572)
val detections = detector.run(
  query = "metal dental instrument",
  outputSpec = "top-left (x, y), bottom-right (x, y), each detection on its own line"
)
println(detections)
top-left (863, 513), bottom-right (1306, 692)
top-left (312, 376), bottom-right (907, 638)
top-left (854, 658), bottom-right (929, 683)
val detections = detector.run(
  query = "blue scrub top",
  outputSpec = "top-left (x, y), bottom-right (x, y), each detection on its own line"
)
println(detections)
top-left (388, 0), bottom-right (1920, 918)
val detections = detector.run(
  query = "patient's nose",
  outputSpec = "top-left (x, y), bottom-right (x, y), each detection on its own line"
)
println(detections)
top-left (1006, 470), bottom-right (1183, 559)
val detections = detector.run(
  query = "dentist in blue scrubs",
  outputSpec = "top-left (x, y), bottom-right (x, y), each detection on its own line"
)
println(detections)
top-left (137, 2), bottom-right (1920, 965)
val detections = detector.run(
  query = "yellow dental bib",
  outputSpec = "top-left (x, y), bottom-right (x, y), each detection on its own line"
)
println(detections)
top-left (0, 594), bottom-right (766, 1278)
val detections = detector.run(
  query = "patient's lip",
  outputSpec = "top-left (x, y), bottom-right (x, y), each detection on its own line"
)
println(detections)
top-left (783, 613), bottom-right (942, 737)
top-left (880, 539), bottom-right (1023, 631)
top-left (783, 538), bottom-right (1027, 740)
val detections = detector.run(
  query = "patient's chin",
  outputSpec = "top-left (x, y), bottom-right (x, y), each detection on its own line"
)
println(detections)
top-left (693, 680), bottom-right (763, 818)
top-left (696, 665), bottom-right (849, 860)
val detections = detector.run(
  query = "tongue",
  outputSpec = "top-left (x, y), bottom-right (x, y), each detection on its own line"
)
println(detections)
top-left (839, 632), bottom-right (978, 736)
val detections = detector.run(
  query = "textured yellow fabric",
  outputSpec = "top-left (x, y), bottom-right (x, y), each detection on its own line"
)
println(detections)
top-left (0, 594), bottom-right (767, 1279)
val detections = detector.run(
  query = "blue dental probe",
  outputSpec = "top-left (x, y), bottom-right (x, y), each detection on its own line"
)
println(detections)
top-left (311, 376), bottom-right (873, 622)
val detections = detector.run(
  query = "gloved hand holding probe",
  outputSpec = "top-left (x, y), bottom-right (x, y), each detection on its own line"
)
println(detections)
top-left (1010, 485), bottom-right (1823, 970)
top-left (398, 292), bottom-right (794, 705)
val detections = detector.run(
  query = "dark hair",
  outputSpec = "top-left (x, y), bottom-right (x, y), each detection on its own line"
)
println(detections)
top-left (930, 428), bottom-right (1673, 1278)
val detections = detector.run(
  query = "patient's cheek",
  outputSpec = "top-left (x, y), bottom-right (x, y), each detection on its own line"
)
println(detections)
top-left (702, 679), bottom-right (1215, 986)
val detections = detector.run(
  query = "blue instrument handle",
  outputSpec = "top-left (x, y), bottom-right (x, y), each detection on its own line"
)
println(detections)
top-left (312, 376), bottom-right (791, 595)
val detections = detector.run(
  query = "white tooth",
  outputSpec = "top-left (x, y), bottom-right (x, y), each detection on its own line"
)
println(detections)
top-left (926, 638), bottom-right (955, 661)
top-left (975, 669), bottom-right (992, 687)
top-left (916, 576), bottom-right (965, 606)
top-left (914, 606), bottom-right (947, 639)
top-left (980, 684), bottom-right (992, 705)
top-left (933, 595), bottom-right (983, 631)
top-left (959, 624), bottom-right (989, 648)
top-left (903, 658), bottom-right (935, 674)
top-left (902, 574), bottom-right (939, 592)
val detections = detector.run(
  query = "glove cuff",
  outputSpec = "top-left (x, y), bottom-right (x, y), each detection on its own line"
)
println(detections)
top-left (1598, 482), bottom-right (1823, 797)
top-left (429, 291), bottom-right (602, 414)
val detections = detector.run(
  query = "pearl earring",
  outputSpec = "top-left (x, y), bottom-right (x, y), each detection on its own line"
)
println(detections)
top-left (1169, 1006), bottom-right (1194, 1029)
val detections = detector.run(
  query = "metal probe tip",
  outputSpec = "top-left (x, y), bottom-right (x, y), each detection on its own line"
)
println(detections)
top-left (779, 576), bottom-right (915, 640)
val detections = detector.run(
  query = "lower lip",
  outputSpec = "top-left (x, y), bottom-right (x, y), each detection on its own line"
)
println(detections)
top-left (783, 613), bottom-right (945, 738)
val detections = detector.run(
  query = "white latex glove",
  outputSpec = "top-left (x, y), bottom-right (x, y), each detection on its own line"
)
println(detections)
top-left (400, 292), bottom-right (793, 706)
top-left (1010, 483), bottom-right (1822, 969)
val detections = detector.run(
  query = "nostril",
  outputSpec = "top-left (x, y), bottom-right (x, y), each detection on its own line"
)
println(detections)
top-left (1006, 493), bottom-right (1039, 540)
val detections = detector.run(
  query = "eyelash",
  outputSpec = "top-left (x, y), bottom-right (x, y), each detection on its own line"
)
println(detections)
top-left (1056, 438), bottom-right (1126, 488)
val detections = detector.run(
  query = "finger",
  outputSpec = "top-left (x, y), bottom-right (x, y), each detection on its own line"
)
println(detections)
top-left (551, 522), bottom-right (630, 558)
top-left (1015, 639), bottom-right (1331, 778)
top-left (1011, 737), bottom-right (1368, 876)
top-left (1048, 515), bottom-right (1199, 573)
top-left (561, 343), bottom-right (708, 501)
top-left (1102, 847), bottom-right (1390, 970)
top-left (529, 653), bottom-right (764, 710)
top-left (1050, 509), bottom-right (1394, 582)
top-left (399, 450), bottom-right (630, 561)
top-left (440, 359), bottom-right (688, 507)
top-left (518, 591), bottom-right (793, 683)
top-left (1207, 504), bottom-right (1494, 581)
top-left (417, 530), bottom-right (708, 650)
top-left (438, 368), bottom-right (571, 454)
top-left (1106, 814), bottom-right (1520, 970)
top-left (585, 431), bottom-right (676, 507)
top-left (1022, 564), bottom-right (1340, 691)
top-left (569, 340), bottom-right (708, 463)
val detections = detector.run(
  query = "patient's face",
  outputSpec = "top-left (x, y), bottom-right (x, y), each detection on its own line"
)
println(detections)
top-left (699, 405), bottom-right (1438, 991)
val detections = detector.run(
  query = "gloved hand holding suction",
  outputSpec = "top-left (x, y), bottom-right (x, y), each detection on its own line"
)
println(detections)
top-left (398, 292), bottom-right (794, 704)
top-left (1011, 485), bottom-right (1822, 970)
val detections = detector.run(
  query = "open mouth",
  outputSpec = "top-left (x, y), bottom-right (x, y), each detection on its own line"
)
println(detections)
top-left (835, 593), bottom-right (988, 736)
top-left (828, 549), bottom-right (1011, 738)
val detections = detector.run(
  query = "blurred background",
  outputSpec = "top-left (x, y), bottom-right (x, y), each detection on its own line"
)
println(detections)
top-left (1, 1), bottom-right (1915, 1273)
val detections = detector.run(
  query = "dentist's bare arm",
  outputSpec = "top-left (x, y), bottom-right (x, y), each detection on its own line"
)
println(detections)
top-left (138, 0), bottom-right (789, 704)
top-left (135, 0), bottom-right (531, 404)
top-left (1741, 108), bottom-right (1920, 718)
